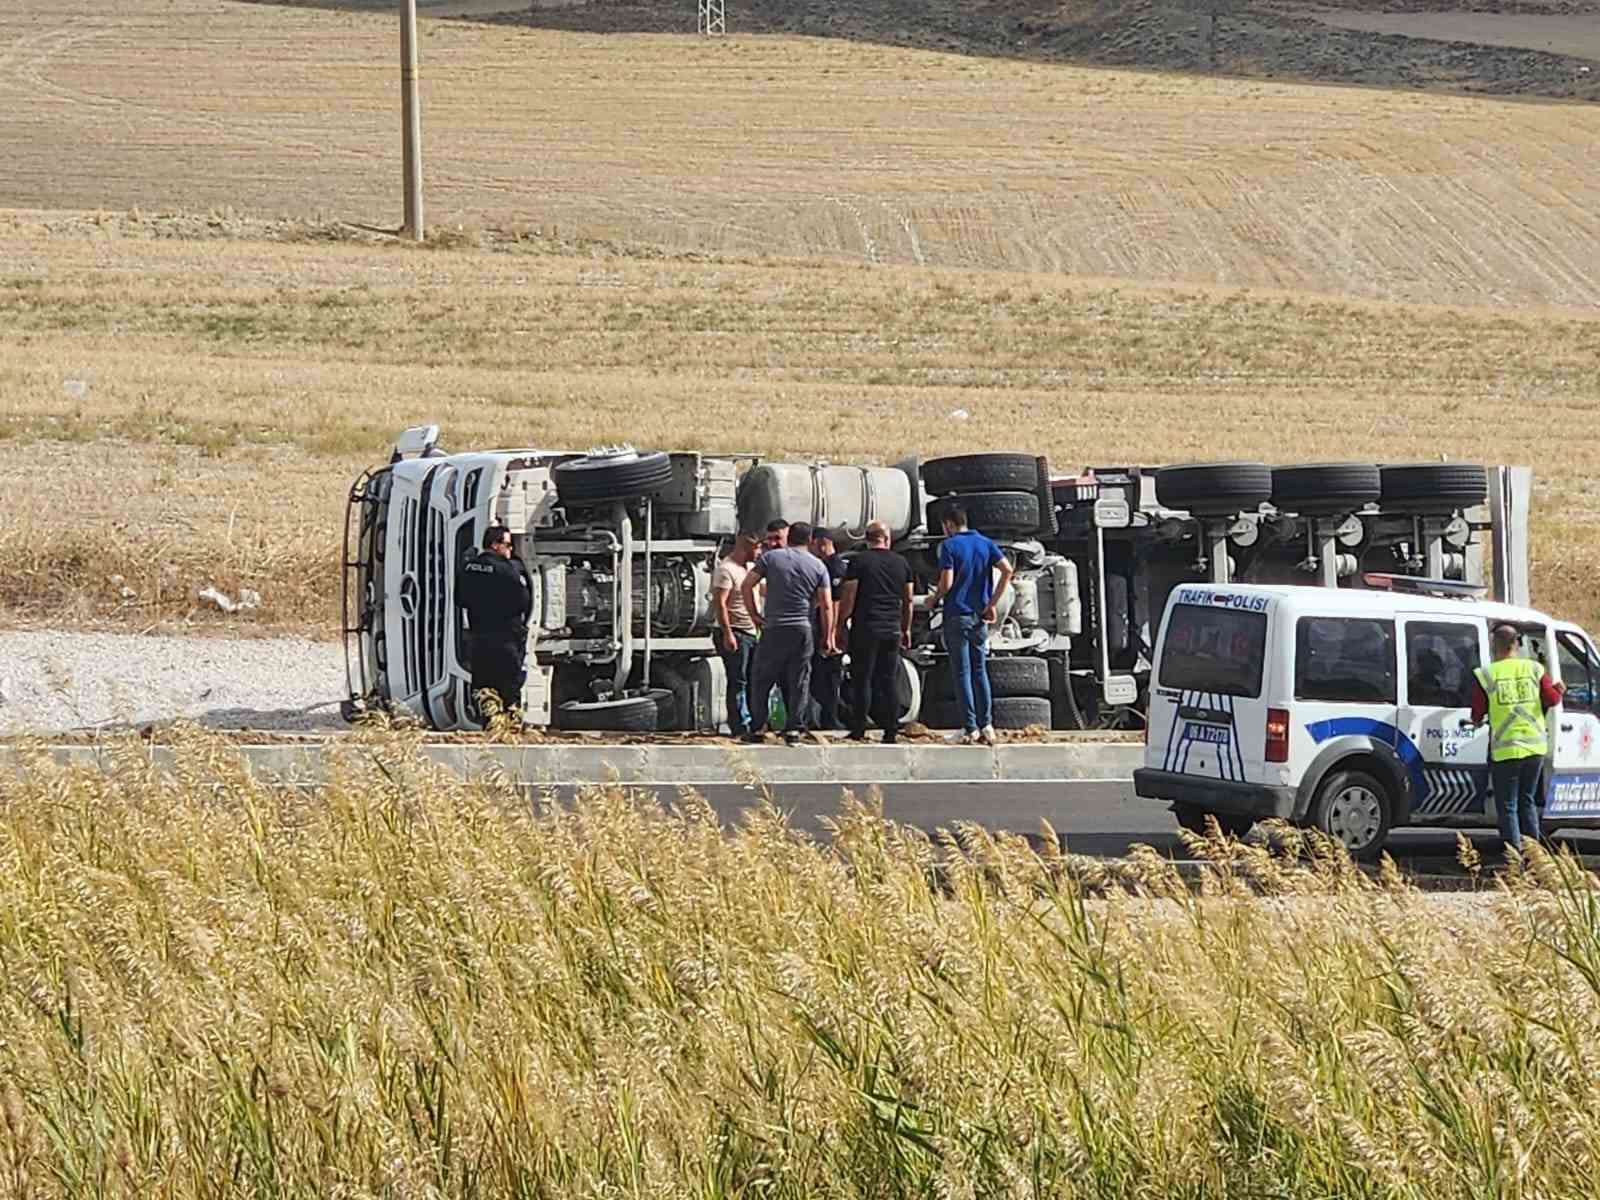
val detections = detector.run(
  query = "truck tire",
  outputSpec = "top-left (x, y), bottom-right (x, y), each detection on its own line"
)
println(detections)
top-left (1174, 804), bottom-right (1254, 839)
top-left (553, 450), bottom-right (675, 507)
top-left (990, 695), bottom-right (1053, 729)
top-left (1155, 461), bottom-right (1272, 516)
top-left (922, 453), bottom-right (1042, 496)
top-left (553, 689), bottom-right (673, 733)
top-left (927, 491), bottom-right (1041, 536)
top-left (926, 655), bottom-right (1049, 702)
top-left (1378, 463), bottom-right (1488, 511)
top-left (1269, 463), bottom-right (1381, 514)
top-left (923, 694), bottom-right (1052, 730)
top-left (1309, 767), bottom-right (1392, 862)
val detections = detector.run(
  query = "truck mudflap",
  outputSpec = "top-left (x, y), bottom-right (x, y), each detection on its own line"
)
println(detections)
top-left (1133, 767), bottom-right (1296, 820)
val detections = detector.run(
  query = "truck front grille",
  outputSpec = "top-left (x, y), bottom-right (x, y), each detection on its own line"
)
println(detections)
top-left (425, 507), bottom-right (447, 690)
top-left (398, 496), bottom-right (421, 698)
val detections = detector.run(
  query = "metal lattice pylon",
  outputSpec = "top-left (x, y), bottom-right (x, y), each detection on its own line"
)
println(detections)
top-left (697, 0), bottom-right (725, 35)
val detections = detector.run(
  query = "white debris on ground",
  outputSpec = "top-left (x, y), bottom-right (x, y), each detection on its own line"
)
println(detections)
top-left (0, 631), bottom-right (347, 734)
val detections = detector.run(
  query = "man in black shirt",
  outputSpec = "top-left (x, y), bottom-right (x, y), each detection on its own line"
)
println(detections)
top-left (456, 523), bottom-right (533, 718)
top-left (807, 527), bottom-right (849, 730)
top-left (835, 520), bottom-right (914, 743)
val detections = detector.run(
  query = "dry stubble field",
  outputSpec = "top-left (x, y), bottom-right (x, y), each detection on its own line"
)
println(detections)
top-left (2, 0), bottom-right (1599, 635)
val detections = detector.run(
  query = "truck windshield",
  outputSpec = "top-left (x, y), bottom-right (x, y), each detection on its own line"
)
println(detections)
top-left (1159, 603), bottom-right (1268, 697)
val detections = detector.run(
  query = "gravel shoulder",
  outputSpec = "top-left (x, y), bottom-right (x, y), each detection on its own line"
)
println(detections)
top-left (0, 631), bottom-right (347, 734)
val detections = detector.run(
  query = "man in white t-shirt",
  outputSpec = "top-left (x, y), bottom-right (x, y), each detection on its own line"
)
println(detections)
top-left (712, 532), bottom-right (761, 735)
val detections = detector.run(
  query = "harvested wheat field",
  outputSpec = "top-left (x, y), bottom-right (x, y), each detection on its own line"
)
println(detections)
top-left (3, 732), bottom-right (1600, 1196)
top-left (4, 209), bottom-right (1599, 633)
top-left (2, 0), bottom-right (1599, 637)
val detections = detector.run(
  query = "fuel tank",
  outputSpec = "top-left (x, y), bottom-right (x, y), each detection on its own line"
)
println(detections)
top-left (737, 462), bottom-right (917, 542)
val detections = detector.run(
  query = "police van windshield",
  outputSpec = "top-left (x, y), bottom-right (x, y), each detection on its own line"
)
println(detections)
top-left (1159, 603), bottom-right (1268, 697)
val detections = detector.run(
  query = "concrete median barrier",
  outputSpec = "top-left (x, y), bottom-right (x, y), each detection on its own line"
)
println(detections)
top-left (1, 739), bottom-right (1144, 789)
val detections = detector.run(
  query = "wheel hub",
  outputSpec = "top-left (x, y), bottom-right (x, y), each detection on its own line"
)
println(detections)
top-left (1326, 785), bottom-right (1382, 851)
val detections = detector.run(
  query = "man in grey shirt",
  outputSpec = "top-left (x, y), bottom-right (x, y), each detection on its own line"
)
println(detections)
top-left (739, 521), bottom-right (834, 743)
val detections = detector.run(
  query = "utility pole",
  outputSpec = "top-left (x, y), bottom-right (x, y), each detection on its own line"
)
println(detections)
top-left (400, 0), bottom-right (424, 241)
top-left (698, 0), bottom-right (726, 36)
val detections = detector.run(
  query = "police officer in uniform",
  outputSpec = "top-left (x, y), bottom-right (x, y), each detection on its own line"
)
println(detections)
top-left (1472, 623), bottom-right (1564, 852)
top-left (456, 524), bottom-right (533, 717)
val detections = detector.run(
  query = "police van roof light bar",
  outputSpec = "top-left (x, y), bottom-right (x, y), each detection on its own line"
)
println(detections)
top-left (1362, 573), bottom-right (1487, 600)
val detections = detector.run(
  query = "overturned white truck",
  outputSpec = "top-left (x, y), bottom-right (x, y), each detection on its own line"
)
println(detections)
top-left (343, 425), bottom-right (1531, 733)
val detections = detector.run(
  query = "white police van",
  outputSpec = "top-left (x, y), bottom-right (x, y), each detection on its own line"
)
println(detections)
top-left (1134, 577), bottom-right (1600, 860)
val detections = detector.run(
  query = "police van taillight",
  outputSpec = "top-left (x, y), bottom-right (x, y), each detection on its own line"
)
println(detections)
top-left (1265, 708), bottom-right (1290, 763)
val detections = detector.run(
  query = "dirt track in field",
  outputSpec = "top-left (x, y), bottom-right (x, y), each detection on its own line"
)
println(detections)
top-left (5, 0), bottom-right (1600, 310)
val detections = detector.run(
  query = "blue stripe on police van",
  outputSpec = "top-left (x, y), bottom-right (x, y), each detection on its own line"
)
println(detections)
top-left (1305, 717), bottom-right (1428, 808)
top-left (1162, 689), bottom-right (1186, 772)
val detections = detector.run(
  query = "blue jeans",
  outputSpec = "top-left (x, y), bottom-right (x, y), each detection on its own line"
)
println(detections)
top-left (943, 612), bottom-right (991, 732)
top-left (720, 630), bottom-right (758, 735)
top-left (1490, 756), bottom-right (1543, 851)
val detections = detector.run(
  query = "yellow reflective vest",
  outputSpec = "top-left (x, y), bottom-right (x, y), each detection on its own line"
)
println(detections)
top-left (1474, 657), bottom-right (1549, 762)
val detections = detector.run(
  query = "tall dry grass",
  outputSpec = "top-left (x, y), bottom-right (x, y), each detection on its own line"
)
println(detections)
top-left (4, 728), bottom-right (1600, 1197)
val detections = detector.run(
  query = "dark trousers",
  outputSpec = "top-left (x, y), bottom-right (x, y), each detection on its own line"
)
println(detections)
top-left (809, 652), bottom-right (844, 731)
top-left (469, 635), bottom-right (525, 716)
top-left (750, 625), bottom-right (813, 734)
top-left (849, 633), bottom-right (902, 741)
top-left (1491, 756), bottom-right (1543, 851)
top-left (719, 630), bottom-right (758, 735)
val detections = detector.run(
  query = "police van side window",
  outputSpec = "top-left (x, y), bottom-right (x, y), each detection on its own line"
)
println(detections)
top-left (1295, 617), bottom-right (1396, 704)
top-left (1556, 632), bottom-right (1595, 715)
top-left (1158, 604), bottom-right (1268, 697)
top-left (1405, 621), bottom-right (1480, 708)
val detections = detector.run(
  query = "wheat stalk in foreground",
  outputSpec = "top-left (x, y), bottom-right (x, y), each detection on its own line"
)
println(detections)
top-left (1, 727), bottom-right (1598, 1198)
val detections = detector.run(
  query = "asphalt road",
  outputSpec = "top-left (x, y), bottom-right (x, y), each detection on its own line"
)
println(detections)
top-left (549, 779), bottom-right (1600, 872)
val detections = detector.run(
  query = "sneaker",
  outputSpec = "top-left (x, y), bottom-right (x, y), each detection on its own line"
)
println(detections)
top-left (741, 731), bottom-right (766, 744)
top-left (947, 728), bottom-right (980, 745)
top-left (980, 725), bottom-right (998, 746)
top-left (846, 731), bottom-right (868, 743)
top-left (783, 729), bottom-right (804, 746)
top-left (882, 733), bottom-right (898, 745)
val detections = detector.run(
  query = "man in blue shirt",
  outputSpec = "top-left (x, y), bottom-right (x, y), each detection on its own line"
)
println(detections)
top-left (925, 506), bottom-right (1015, 744)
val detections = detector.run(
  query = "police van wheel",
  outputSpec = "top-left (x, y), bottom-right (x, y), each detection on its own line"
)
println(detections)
top-left (1310, 768), bottom-right (1392, 862)
top-left (1173, 805), bottom-right (1253, 839)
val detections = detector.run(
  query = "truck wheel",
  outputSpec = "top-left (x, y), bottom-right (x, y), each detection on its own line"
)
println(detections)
top-left (927, 491), bottom-right (1042, 536)
top-left (1309, 768), bottom-right (1392, 862)
top-left (553, 449), bottom-right (675, 507)
top-left (990, 695), bottom-right (1053, 730)
top-left (1269, 463), bottom-right (1381, 514)
top-left (926, 655), bottom-right (1049, 702)
top-left (1377, 463), bottom-right (1488, 511)
top-left (1155, 461), bottom-right (1273, 516)
top-left (1174, 804), bottom-right (1254, 839)
top-left (554, 690), bottom-right (671, 733)
top-left (926, 695), bottom-right (1051, 730)
top-left (922, 453), bottom-right (1043, 496)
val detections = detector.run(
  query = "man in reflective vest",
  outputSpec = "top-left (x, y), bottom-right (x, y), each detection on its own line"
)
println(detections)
top-left (1472, 624), bottom-right (1564, 852)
